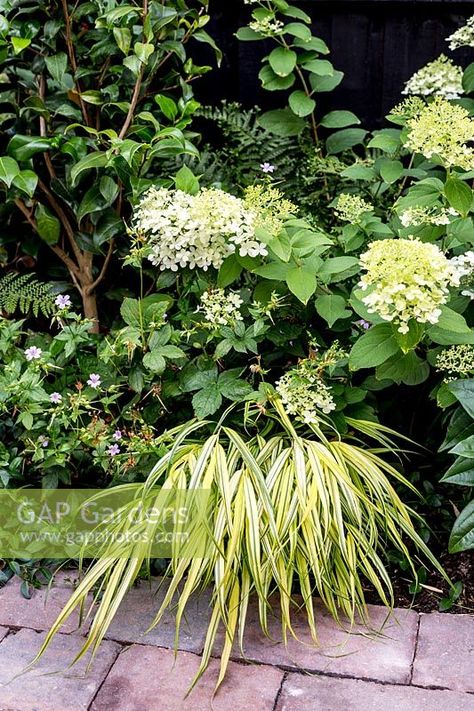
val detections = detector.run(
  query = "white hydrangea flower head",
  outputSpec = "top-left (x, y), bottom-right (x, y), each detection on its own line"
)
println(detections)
top-left (133, 187), bottom-right (269, 272)
top-left (450, 251), bottom-right (474, 298)
top-left (359, 238), bottom-right (460, 334)
top-left (403, 55), bottom-right (464, 100)
top-left (276, 359), bottom-right (336, 424)
top-left (399, 205), bottom-right (459, 228)
top-left (447, 15), bottom-right (474, 50)
top-left (334, 193), bottom-right (373, 223)
top-left (403, 97), bottom-right (474, 171)
top-left (198, 289), bottom-right (244, 328)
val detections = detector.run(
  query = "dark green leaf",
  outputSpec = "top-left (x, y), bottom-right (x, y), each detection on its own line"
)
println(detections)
top-left (192, 385), bottom-right (222, 418)
top-left (268, 47), bottom-right (297, 77)
top-left (258, 109), bottom-right (305, 137)
top-left (441, 457), bottom-right (474, 486)
top-left (286, 266), bottom-right (317, 303)
top-left (12, 170), bottom-right (38, 197)
top-left (326, 129), bottom-right (368, 154)
top-left (449, 500), bottom-right (474, 553)
top-left (175, 165), bottom-right (199, 195)
top-left (315, 294), bottom-right (351, 327)
top-left (462, 62), bottom-right (474, 94)
top-left (288, 90), bottom-right (315, 117)
top-left (0, 156), bottom-right (20, 187)
top-left (35, 204), bottom-right (60, 245)
top-left (320, 111), bottom-right (360, 129)
top-left (445, 178), bottom-right (472, 217)
top-left (349, 323), bottom-right (401, 370)
top-left (448, 380), bottom-right (474, 418)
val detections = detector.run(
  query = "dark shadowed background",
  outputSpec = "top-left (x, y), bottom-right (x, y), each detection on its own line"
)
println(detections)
top-left (195, 0), bottom-right (474, 127)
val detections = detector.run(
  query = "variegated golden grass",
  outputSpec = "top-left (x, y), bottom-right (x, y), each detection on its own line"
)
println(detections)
top-left (31, 397), bottom-right (448, 691)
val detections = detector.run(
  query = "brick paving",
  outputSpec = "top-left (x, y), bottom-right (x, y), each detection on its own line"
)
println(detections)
top-left (0, 573), bottom-right (471, 711)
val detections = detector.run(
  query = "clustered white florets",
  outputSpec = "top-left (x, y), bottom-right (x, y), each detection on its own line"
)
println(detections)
top-left (403, 97), bottom-right (474, 171)
top-left (249, 16), bottom-right (284, 36)
top-left (133, 187), bottom-right (268, 272)
top-left (198, 289), bottom-right (244, 327)
top-left (359, 238), bottom-right (460, 334)
top-left (334, 193), bottom-right (373, 223)
top-left (399, 206), bottom-right (459, 228)
top-left (436, 344), bottom-right (474, 377)
top-left (450, 251), bottom-right (474, 299)
top-left (447, 15), bottom-right (474, 50)
top-left (276, 359), bottom-right (336, 424)
top-left (403, 55), bottom-right (464, 100)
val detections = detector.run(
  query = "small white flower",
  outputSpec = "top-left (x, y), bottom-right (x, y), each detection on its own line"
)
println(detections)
top-left (55, 294), bottom-right (72, 309)
top-left (87, 373), bottom-right (102, 389)
top-left (107, 444), bottom-right (120, 456)
top-left (112, 430), bottom-right (122, 441)
top-left (49, 392), bottom-right (62, 404)
top-left (260, 162), bottom-right (276, 174)
top-left (24, 346), bottom-right (42, 361)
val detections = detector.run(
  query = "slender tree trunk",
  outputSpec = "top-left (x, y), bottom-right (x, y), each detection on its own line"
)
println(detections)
top-left (82, 289), bottom-right (99, 333)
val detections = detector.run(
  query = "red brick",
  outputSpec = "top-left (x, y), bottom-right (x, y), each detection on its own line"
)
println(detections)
top-left (412, 612), bottom-right (474, 692)
top-left (218, 597), bottom-right (418, 684)
top-left (92, 644), bottom-right (283, 711)
top-left (0, 628), bottom-right (120, 711)
top-left (276, 673), bottom-right (474, 711)
top-left (104, 577), bottom-right (211, 653)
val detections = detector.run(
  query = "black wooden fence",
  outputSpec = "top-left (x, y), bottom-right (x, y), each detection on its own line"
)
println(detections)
top-left (196, 0), bottom-right (474, 127)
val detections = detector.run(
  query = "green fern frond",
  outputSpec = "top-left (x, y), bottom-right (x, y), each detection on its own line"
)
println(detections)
top-left (0, 273), bottom-right (56, 317)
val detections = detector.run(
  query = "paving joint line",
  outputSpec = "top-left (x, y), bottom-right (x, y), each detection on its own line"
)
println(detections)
top-left (408, 613), bottom-right (421, 685)
top-left (85, 642), bottom-right (125, 711)
top-left (272, 671), bottom-right (287, 711)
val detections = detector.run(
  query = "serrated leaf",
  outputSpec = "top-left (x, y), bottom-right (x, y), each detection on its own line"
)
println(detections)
top-left (143, 350), bottom-right (166, 373)
top-left (192, 385), bottom-right (222, 418)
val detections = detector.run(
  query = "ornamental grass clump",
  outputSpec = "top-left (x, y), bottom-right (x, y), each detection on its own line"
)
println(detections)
top-left (32, 396), bottom-right (446, 692)
top-left (359, 238), bottom-right (460, 334)
top-left (403, 97), bottom-right (474, 171)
